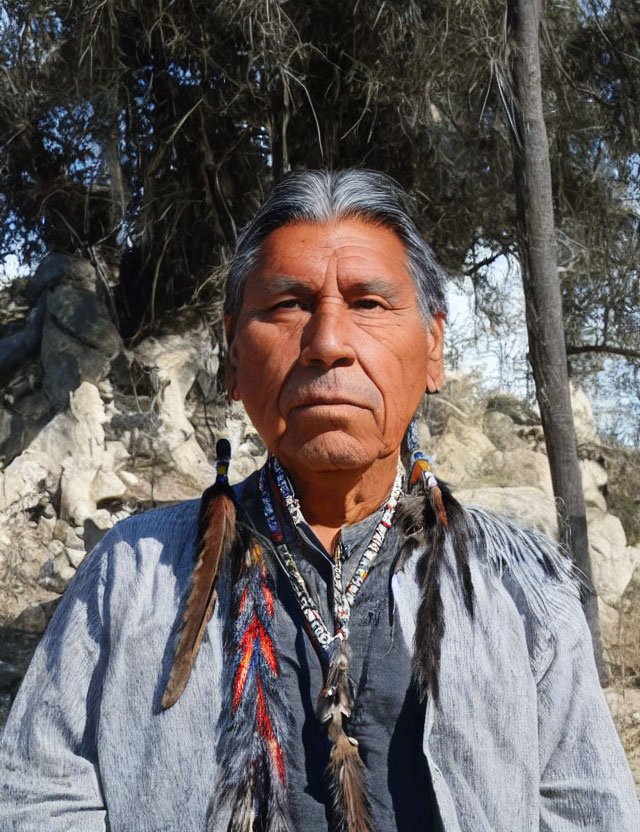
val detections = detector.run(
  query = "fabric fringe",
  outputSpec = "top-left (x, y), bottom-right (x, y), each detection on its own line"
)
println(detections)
top-left (464, 505), bottom-right (583, 624)
top-left (216, 534), bottom-right (293, 832)
top-left (396, 478), bottom-right (581, 704)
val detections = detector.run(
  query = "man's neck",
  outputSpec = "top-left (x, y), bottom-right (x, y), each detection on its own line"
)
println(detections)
top-left (285, 454), bottom-right (400, 554)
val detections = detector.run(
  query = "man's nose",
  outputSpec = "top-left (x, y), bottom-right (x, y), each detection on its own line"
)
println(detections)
top-left (299, 298), bottom-right (357, 369)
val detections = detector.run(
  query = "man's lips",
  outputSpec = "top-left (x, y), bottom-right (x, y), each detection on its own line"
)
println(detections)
top-left (279, 375), bottom-right (382, 414)
top-left (288, 397), bottom-right (366, 411)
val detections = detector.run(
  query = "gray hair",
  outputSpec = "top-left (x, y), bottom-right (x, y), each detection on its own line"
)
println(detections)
top-left (224, 169), bottom-right (446, 335)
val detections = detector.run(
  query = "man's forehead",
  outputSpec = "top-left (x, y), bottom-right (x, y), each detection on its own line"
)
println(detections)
top-left (255, 219), bottom-right (411, 277)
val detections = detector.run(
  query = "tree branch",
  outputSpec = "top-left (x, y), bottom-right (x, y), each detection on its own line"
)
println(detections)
top-left (567, 343), bottom-right (640, 360)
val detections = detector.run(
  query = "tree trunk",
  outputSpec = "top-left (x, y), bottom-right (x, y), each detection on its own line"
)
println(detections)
top-left (506, 0), bottom-right (606, 680)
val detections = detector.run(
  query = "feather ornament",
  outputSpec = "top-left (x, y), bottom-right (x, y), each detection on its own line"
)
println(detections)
top-left (162, 438), bottom-right (236, 710)
top-left (405, 420), bottom-right (448, 528)
top-left (328, 733), bottom-right (371, 832)
top-left (317, 641), bottom-right (372, 832)
top-left (216, 537), bottom-right (293, 832)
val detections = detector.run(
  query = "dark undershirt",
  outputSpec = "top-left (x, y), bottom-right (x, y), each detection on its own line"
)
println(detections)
top-left (242, 473), bottom-right (443, 832)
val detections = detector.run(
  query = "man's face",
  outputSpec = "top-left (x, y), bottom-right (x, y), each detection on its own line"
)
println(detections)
top-left (226, 219), bottom-right (444, 477)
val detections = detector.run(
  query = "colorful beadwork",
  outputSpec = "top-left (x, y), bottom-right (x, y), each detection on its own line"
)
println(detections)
top-left (260, 457), bottom-right (403, 647)
top-left (406, 419), bottom-right (438, 491)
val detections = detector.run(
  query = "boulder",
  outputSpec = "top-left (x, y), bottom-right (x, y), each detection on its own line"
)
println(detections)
top-left (0, 406), bottom-right (25, 463)
top-left (433, 417), bottom-right (496, 489)
top-left (25, 254), bottom-right (97, 305)
top-left (482, 410), bottom-right (518, 451)
top-left (14, 604), bottom-right (47, 634)
top-left (58, 383), bottom-right (128, 524)
top-left (0, 457), bottom-right (52, 514)
top-left (484, 447), bottom-right (553, 495)
top-left (37, 553), bottom-right (76, 594)
top-left (83, 509), bottom-right (115, 552)
top-left (589, 514), bottom-right (639, 607)
top-left (456, 485), bottom-right (559, 539)
top-left (571, 385), bottom-right (598, 446)
top-left (134, 326), bottom-right (218, 490)
top-left (223, 402), bottom-right (267, 484)
top-left (581, 459), bottom-right (608, 514)
top-left (41, 282), bottom-right (121, 411)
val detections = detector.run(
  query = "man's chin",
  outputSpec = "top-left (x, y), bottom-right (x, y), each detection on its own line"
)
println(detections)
top-left (278, 432), bottom-right (374, 473)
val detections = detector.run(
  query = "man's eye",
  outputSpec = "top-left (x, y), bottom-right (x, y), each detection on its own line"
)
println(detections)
top-left (354, 299), bottom-right (385, 310)
top-left (271, 299), bottom-right (307, 311)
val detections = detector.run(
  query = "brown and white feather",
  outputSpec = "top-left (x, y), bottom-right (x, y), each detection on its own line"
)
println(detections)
top-left (162, 487), bottom-right (236, 709)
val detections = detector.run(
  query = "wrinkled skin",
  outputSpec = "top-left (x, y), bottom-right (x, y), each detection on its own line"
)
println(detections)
top-left (226, 219), bottom-right (444, 539)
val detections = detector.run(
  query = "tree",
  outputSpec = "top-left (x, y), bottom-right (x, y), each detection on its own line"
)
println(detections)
top-left (0, 3), bottom-right (638, 553)
top-left (1, 2), bottom-right (636, 345)
top-left (505, 0), bottom-right (604, 675)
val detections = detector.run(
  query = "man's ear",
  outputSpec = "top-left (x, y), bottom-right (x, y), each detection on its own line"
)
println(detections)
top-left (224, 314), bottom-right (241, 401)
top-left (425, 312), bottom-right (445, 393)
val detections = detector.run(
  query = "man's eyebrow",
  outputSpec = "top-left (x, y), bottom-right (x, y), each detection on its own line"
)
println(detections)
top-left (260, 275), bottom-right (315, 297)
top-left (259, 274), bottom-right (406, 303)
top-left (347, 276), bottom-right (406, 303)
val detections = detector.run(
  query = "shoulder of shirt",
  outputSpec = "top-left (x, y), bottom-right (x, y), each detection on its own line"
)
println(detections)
top-left (460, 503), bottom-right (586, 654)
top-left (89, 472), bottom-right (258, 556)
top-left (96, 497), bottom-right (201, 550)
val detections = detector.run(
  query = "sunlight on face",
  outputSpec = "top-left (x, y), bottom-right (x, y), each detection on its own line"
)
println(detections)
top-left (227, 219), bottom-right (444, 477)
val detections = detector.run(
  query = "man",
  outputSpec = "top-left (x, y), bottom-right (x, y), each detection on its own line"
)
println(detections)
top-left (0, 169), bottom-right (638, 831)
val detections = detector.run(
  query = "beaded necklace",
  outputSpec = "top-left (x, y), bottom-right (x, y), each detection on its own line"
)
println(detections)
top-left (258, 456), bottom-right (403, 650)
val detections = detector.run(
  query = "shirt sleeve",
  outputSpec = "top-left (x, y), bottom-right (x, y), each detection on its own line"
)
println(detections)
top-left (0, 531), bottom-right (114, 832)
top-left (537, 589), bottom-right (640, 831)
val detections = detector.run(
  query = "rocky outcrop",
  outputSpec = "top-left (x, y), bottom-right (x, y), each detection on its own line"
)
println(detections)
top-left (1, 328), bottom-right (636, 662)
top-left (429, 382), bottom-right (639, 671)
top-left (41, 282), bottom-right (121, 411)
top-left (0, 254), bottom-right (123, 462)
top-left (0, 317), bottom-right (265, 628)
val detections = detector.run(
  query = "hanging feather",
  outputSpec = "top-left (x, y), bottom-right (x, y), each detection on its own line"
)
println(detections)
top-left (405, 419), bottom-right (448, 530)
top-left (216, 537), bottom-right (292, 832)
top-left (328, 733), bottom-right (371, 832)
top-left (162, 438), bottom-right (237, 710)
top-left (317, 641), bottom-right (372, 832)
top-left (401, 421), bottom-right (474, 702)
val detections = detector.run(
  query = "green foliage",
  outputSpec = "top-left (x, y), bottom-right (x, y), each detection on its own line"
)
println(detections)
top-left (0, 0), bottom-right (638, 407)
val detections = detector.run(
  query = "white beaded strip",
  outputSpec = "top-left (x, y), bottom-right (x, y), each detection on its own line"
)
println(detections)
top-left (264, 458), bottom-right (403, 647)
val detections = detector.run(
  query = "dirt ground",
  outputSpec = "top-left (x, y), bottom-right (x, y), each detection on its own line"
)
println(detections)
top-left (605, 686), bottom-right (640, 798)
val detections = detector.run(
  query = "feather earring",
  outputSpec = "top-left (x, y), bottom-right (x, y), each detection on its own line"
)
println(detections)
top-left (405, 420), bottom-right (448, 528)
top-left (162, 438), bottom-right (237, 709)
top-left (403, 421), bottom-right (474, 701)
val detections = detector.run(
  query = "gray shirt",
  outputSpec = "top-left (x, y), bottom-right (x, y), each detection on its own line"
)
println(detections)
top-left (0, 475), bottom-right (638, 831)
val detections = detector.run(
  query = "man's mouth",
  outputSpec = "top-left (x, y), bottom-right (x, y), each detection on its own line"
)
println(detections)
top-left (280, 376), bottom-right (381, 415)
top-left (289, 397), bottom-right (364, 412)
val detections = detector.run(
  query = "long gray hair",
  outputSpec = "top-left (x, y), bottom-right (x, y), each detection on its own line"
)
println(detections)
top-left (224, 169), bottom-right (446, 335)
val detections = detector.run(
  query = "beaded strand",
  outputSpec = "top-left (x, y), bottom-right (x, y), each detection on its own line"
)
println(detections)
top-left (260, 458), bottom-right (403, 647)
